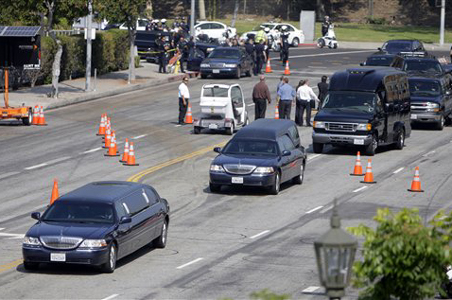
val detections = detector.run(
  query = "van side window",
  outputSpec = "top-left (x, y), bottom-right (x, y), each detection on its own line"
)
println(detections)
top-left (143, 187), bottom-right (158, 205)
top-left (123, 191), bottom-right (149, 216)
top-left (277, 135), bottom-right (295, 152)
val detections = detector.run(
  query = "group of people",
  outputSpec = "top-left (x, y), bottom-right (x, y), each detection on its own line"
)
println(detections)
top-left (146, 17), bottom-right (190, 33)
top-left (252, 75), bottom-right (329, 126)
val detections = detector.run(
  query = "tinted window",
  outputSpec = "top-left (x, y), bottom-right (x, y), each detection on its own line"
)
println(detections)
top-left (409, 79), bottom-right (441, 96)
top-left (403, 61), bottom-right (442, 73)
top-left (288, 126), bottom-right (300, 146)
top-left (383, 41), bottom-right (412, 53)
top-left (285, 25), bottom-right (295, 32)
top-left (115, 201), bottom-right (127, 219)
top-left (123, 191), bottom-right (148, 216)
top-left (202, 87), bottom-right (229, 97)
top-left (277, 135), bottom-right (295, 152)
top-left (223, 139), bottom-right (278, 156)
top-left (366, 56), bottom-right (394, 66)
top-left (143, 187), bottom-right (158, 205)
top-left (323, 92), bottom-right (377, 113)
top-left (210, 23), bottom-right (224, 29)
top-left (42, 201), bottom-right (115, 224)
top-left (199, 23), bottom-right (210, 30)
top-left (208, 49), bottom-right (240, 59)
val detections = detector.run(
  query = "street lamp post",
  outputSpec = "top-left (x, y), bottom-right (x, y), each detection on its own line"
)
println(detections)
top-left (314, 200), bottom-right (358, 300)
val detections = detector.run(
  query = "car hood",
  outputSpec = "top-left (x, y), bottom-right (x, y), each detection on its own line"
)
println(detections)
top-left (202, 58), bottom-right (239, 64)
top-left (410, 95), bottom-right (442, 104)
top-left (213, 154), bottom-right (278, 167)
top-left (27, 221), bottom-right (114, 239)
top-left (314, 108), bottom-right (374, 123)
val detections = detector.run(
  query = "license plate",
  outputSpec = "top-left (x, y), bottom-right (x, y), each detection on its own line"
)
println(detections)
top-left (411, 114), bottom-right (417, 120)
top-left (208, 123), bottom-right (218, 129)
top-left (231, 177), bottom-right (243, 184)
top-left (213, 69), bottom-right (220, 74)
top-left (50, 253), bottom-right (66, 262)
top-left (353, 139), bottom-right (364, 145)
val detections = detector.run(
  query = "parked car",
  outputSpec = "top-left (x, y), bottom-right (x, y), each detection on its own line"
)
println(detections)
top-left (200, 47), bottom-right (253, 79)
top-left (194, 21), bottom-right (236, 41)
top-left (22, 181), bottom-right (170, 273)
top-left (409, 74), bottom-right (452, 130)
top-left (379, 39), bottom-right (427, 56)
top-left (240, 23), bottom-right (305, 47)
top-left (312, 67), bottom-right (411, 156)
top-left (361, 52), bottom-right (405, 68)
top-left (209, 119), bottom-right (307, 195)
top-left (401, 56), bottom-right (446, 75)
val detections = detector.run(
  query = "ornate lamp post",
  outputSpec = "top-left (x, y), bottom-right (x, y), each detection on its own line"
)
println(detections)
top-left (314, 200), bottom-right (358, 300)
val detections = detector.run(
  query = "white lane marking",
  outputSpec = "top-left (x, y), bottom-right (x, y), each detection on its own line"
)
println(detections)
top-left (321, 205), bottom-right (333, 214)
top-left (175, 124), bottom-right (182, 127)
top-left (353, 186), bottom-right (368, 193)
top-left (176, 258), bottom-right (204, 269)
top-left (45, 156), bottom-right (71, 165)
top-left (307, 154), bottom-right (321, 161)
top-left (132, 134), bottom-right (147, 139)
top-left (247, 103), bottom-right (255, 107)
top-left (25, 163), bottom-right (47, 170)
top-left (250, 230), bottom-right (270, 239)
top-left (0, 228), bottom-right (4, 231)
top-left (308, 66), bottom-right (327, 68)
top-left (0, 232), bottom-right (24, 239)
top-left (393, 167), bottom-right (404, 174)
top-left (284, 50), bottom-right (374, 60)
top-left (423, 150), bottom-right (436, 157)
top-left (101, 294), bottom-right (119, 300)
top-left (82, 147), bottom-right (102, 154)
top-left (306, 206), bottom-right (323, 214)
top-left (302, 286), bottom-right (322, 293)
top-left (0, 171), bottom-right (20, 180)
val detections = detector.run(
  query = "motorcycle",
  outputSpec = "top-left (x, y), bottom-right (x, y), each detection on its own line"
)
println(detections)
top-left (267, 32), bottom-right (281, 52)
top-left (317, 24), bottom-right (338, 49)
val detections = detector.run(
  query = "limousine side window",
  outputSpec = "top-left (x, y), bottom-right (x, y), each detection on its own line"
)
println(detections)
top-left (115, 202), bottom-right (128, 219)
top-left (287, 126), bottom-right (300, 147)
top-left (142, 188), bottom-right (158, 206)
top-left (123, 192), bottom-right (149, 216)
top-left (277, 135), bottom-right (295, 152)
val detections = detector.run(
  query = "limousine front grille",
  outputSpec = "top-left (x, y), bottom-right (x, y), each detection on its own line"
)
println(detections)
top-left (210, 63), bottom-right (226, 68)
top-left (223, 164), bottom-right (256, 175)
top-left (40, 236), bottom-right (83, 250)
top-left (326, 122), bottom-right (357, 132)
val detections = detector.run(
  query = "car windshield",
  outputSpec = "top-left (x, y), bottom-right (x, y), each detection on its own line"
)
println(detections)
top-left (252, 24), bottom-right (274, 31)
top-left (403, 61), bottom-right (442, 73)
top-left (42, 201), bottom-right (115, 224)
top-left (208, 49), bottom-right (240, 59)
top-left (202, 87), bottom-right (229, 97)
top-left (222, 139), bottom-right (278, 156)
top-left (366, 56), bottom-right (394, 66)
top-left (322, 92), bottom-right (377, 113)
top-left (383, 41), bottom-right (412, 53)
top-left (409, 80), bottom-right (441, 96)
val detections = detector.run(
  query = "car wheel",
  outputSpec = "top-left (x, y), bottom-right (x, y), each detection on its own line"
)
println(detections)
top-left (292, 37), bottom-right (299, 47)
top-left (292, 162), bottom-right (305, 185)
top-left (153, 220), bottom-right (168, 249)
top-left (209, 182), bottom-right (221, 193)
top-left (244, 116), bottom-right (250, 126)
top-left (226, 122), bottom-right (234, 135)
top-left (201, 74), bottom-right (207, 79)
top-left (194, 126), bottom-right (201, 134)
top-left (317, 39), bottom-right (325, 48)
top-left (269, 172), bottom-right (281, 195)
top-left (365, 134), bottom-right (378, 156)
top-left (313, 143), bottom-right (323, 154)
top-left (245, 69), bottom-right (252, 77)
top-left (101, 243), bottom-right (117, 273)
top-left (333, 43), bottom-right (338, 49)
top-left (235, 67), bottom-right (241, 79)
top-left (394, 128), bottom-right (405, 150)
top-left (23, 262), bottom-right (39, 271)
top-left (436, 115), bottom-right (445, 130)
top-left (22, 109), bottom-right (32, 126)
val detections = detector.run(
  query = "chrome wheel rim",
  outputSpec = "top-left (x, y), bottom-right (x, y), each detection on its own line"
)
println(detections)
top-left (162, 222), bottom-right (167, 245)
top-left (299, 164), bottom-right (304, 181)
top-left (275, 174), bottom-right (280, 193)
top-left (109, 246), bottom-right (116, 269)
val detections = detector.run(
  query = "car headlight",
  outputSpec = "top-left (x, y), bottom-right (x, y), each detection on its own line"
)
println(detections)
top-left (79, 239), bottom-right (107, 248)
top-left (313, 121), bottom-right (325, 129)
top-left (224, 63), bottom-right (237, 68)
top-left (426, 102), bottom-right (439, 108)
top-left (254, 167), bottom-right (274, 174)
top-left (23, 236), bottom-right (41, 246)
top-left (210, 164), bottom-right (225, 172)
top-left (356, 123), bottom-right (372, 131)
top-left (200, 63), bottom-right (210, 68)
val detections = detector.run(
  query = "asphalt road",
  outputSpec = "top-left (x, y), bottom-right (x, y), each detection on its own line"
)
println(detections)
top-left (0, 47), bottom-right (451, 300)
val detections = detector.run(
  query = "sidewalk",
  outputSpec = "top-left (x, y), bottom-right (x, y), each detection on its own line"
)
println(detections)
top-left (5, 62), bottom-right (195, 110)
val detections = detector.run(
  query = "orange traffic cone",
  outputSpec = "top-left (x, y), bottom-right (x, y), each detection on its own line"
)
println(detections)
top-left (265, 58), bottom-right (272, 73)
top-left (32, 105), bottom-right (39, 125)
top-left (284, 60), bottom-right (291, 75)
top-left (350, 151), bottom-right (364, 176)
top-left (50, 179), bottom-right (59, 206)
top-left (360, 159), bottom-right (376, 184)
top-left (103, 117), bottom-right (111, 139)
top-left (36, 105), bottom-right (47, 126)
top-left (274, 105), bottom-right (280, 119)
top-left (97, 114), bottom-right (106, 136)
top-left (120, 138), bottom-right (129, 163)
top-left (185, 103), bottom-right (193, 124)
top-left (123, 142), bottom-right (139, 166)
top-left (105, 131), bottom-right (120, 156)
top-left (408, 167), bottom-right (424, 192)
top-left (103, 127), bottom-right (112, 149)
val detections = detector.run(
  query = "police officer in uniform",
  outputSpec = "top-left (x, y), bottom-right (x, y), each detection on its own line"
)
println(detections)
top-left (178, 36), bottom-right (189, 73)
top-left (280, 25), bottom-right (290, 66)
top-left (245, 38), bottom-right (255, 63)
top-left (322, 16), bottom-right (331, 37)
top-left (254, 40), bottom-right (266, 75)
top-left (157, 36), bottom-right (168, 73)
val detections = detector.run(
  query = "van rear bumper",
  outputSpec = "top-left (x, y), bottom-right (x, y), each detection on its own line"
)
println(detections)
top-left (312, 132), bottom-right (373, 146)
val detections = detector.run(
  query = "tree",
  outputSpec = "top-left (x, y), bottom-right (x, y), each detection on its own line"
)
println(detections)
top-left (97, 0), bottom-right (147, 84)
top-left (349, 208), bottom-right (452, 300)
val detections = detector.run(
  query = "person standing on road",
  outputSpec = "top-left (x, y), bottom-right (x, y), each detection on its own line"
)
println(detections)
top-left (254, 40), bottom-right (266, 75)
top-left (296, 79), bottom-right (319, 126)
top-left (178, 77), bottom-right (190, 125)
top-left (280, 26), bottom-right (290, 66)
top-left (277, 77), bottom-right (296, 120)
top-left (252, 75), bottom-right (272, 120)
top-left (245, 38), bottom-right (255, 64)
top-left (157, 36), bottom-right (167, 73)
top-left (177, 36), bottom-right (188, 73)
top-left (317, 75), bottom-right (329, 108)
top-left (276, 76), bottom-right (285, 103)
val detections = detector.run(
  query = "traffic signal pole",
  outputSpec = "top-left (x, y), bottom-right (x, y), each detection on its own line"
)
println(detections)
top-left (440, 0), bottom-right (445, 45)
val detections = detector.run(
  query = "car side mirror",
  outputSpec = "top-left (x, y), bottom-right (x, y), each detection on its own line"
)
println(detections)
top-left (282, 150), bottom-right (291, 156)
top-left (213, 147), bottom-right (222, 153)
top-left (119, 216), bottom-right (132, 224)
top-left (360, 62), bottom-right (365, 66)
top-left (377, 47), bottom-right (382, 51)
top-left (31, 212), bottom-right (41, 220)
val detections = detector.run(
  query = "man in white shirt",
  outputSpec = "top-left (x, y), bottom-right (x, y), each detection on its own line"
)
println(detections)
top-left (296, 79), bottom-right (319, 126)
top-left (178, 77), bottom-right (190, 125)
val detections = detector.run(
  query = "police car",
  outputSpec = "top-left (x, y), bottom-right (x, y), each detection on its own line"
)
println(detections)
top-left (240, 23), bottom-right (305, 47)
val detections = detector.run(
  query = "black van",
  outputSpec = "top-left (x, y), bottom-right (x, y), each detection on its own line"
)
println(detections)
top-left (312, 67), bottom-right (411, 155)
top-left (209, 119), bottom-right (307, 195)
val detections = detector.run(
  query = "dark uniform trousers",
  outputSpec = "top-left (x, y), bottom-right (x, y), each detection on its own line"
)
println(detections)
top-left (295, 100), bottom-right (311, 126)
top-left (254, 99), bottom-right (267, 120)
top-left (279, 100), bottom-right (292, 120)
top-left (158, 52), bottom-right (167, 73)
top-left (178, 98), bottom-right (189, 124)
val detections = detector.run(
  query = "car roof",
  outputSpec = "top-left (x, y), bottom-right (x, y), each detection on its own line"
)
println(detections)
top-left (234, 119), bottom-right (296, 141)
top-left (57, 181), bottom-right (146, 204)
top-left (213, 47), bottom-right (240, 51)
top-left (202, 83), bottom-right (238, 89)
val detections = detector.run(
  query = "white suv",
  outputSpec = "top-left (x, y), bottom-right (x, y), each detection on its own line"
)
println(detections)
top-left (241, 23), bottom-right (305, 47)
top-left (194, 21), bottom-right (237, 41)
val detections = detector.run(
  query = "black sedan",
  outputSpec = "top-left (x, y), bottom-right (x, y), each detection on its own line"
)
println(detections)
top-left (200, 47), bottom-right (253, 79)
top-left (22, 181), bottom-right (170, 273)
top-left (379, 39), bottom-right (427, 56)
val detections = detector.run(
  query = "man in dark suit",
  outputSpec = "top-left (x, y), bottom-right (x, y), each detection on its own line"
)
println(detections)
top-left (317, 75), bottom-right (329, 109)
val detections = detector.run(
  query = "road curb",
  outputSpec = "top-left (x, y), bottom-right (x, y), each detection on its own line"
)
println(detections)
top-left (45, 72), bottom-right (197, 111)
